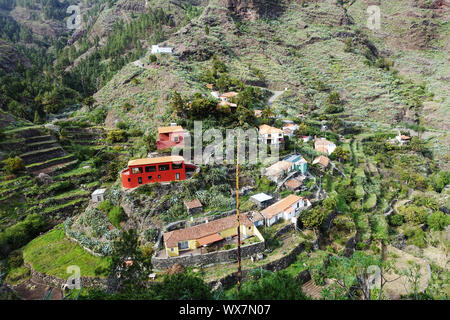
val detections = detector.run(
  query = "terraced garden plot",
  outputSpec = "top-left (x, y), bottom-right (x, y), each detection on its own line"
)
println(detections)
top-left (23, 227), bottom-right (111, 280)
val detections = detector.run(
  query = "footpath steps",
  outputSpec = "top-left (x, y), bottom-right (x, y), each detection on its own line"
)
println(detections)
top-left (301, 280), bottom-right (328, 300)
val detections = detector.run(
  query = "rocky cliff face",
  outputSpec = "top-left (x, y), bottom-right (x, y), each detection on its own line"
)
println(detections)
top-left (219, 0), bottom-right (284, 20)
top-left (0, 39), bottom-right (31, 74)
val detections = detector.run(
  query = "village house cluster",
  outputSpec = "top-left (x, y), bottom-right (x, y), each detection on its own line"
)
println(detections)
top-left (114, 106), bottom-right (340, 263)
top-left (161, 192), bottom-right (310, 257)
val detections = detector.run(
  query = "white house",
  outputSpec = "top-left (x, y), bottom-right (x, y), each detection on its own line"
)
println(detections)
top-left (314, 137), bottom-right (336, 155)
top-left (259, 124), bottom-right (284, 146)
top-left (151, 45), bottom-right (173, 54)
top-left (264, 160), bottom-right (294, 183)
top-left (92, 188), bottom-right (107, 203)
top-left (246, 211), bottom-right (265, 227)
top-left (211, 91), bottom-right (220, 99)
top-left (282, 123), bottom-right (299, 137)
top-left (219, 92), bottom-right (238, 102)
top-left (260, 194), bottom-right (309, 227)
top-left (396, 134), bottom-right (411, 145)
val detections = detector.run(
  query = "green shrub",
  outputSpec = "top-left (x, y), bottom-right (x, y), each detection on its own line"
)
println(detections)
top-left (8, 250), bottom-right (24, 268)
top-left (400, 205), bottom-right (428, 225)
top-left (427, 211), bottom-right (450, 231)
top-left (106, 129), bottom-right (127, 143)
top-left (88, 106), bottom-right (107, 124)
top-left (3, 156), bottom-right (25, 173)
top-left (98, 200), bottom-right (113, 213)
top-left (390, 214), bottom-right (404, 226)
top-left (116, 121), bottom-right (129, 130)
top-left (47, 181), bottom-right (73, 194)
top-left (108, 206), bottom-right (125, 228)
top-left (326, 91), bottom-right (341, 105)
top-left (404, 225), bottom-right (426, 248)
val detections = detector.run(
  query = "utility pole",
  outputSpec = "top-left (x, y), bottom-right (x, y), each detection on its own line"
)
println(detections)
top-left (236, 136), bottom-right (242, 292)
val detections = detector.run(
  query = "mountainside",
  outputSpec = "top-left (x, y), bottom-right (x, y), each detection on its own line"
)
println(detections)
top-left (0, 0), bottom-right (449, 301)
top-left (87, 0), bottom-right (449, 168)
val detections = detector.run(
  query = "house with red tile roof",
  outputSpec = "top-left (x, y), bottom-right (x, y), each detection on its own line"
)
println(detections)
top-left (219, 91), bottom-right (238, 102)
top-left (260, 194), bottom-right (309, 226)
top-left (259, 124), bottom-right (284, 146)
top-left (314, 137), bottom-right (336, 155)
top-left (162, 214), bottom-right (258, 257)
top-left (312, 155), bottom-right (330, 169)
top-left (184, 198), bottom-right (203, 214)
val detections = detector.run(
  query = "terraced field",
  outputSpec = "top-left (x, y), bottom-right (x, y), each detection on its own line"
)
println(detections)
top-left (0, 124), bottom-right (104, 233)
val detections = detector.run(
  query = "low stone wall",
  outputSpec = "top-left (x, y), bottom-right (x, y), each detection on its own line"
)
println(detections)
top-left (152, 240), bottom-right (265, 270)
top-left (274, 223), bottom-right (295, 238)
top-left (208, 239), bottom-right (316, 289)
top-left (25, 263), bottom-right (107, 289)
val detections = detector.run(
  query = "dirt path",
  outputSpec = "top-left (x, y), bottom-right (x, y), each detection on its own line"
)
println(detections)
top-left (268, 90), bottom-right (284, 106)
top-left (13, 279), bottom-right (63, 300)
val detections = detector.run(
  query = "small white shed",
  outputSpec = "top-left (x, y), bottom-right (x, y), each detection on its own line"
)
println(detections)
top-left (92, 188), bottom-right (107, 203)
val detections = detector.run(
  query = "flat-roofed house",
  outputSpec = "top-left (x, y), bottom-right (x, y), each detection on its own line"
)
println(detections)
top-left (283, 154), bottom-right (308, 174)
top-left (396, 134), bottom-right (411, 145)
top-left (250, 193), bottom-right (274, 209)
top-left (264, 160), bottom-right (294, 183)
top-left (285, 178), bottom-right (302, 191)
top-left (260, 194), bottom-right (308, 226)
top-left (151, 45), bottom-right (173, 54)
top-left (259, 124), bottom-right (284, 146)
top-left (121, 156), bottom-right (192, 188)
top-left (92, 188), bottom-right (107, 203)
top-left (314, 137), bottom-right (336, 155)
top-left (156, 125), bottom-right (188, 150)
top-left (163, 214), bottom-right (256, 257)
top-left (217, 100), bottom-right (238, 111)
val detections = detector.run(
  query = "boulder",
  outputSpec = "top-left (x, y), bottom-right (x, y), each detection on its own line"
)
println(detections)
top-left (37, 173), bottom-right (53, 184)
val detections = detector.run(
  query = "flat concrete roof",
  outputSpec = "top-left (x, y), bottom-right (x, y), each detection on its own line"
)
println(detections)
top-left (250, 193), bottom-right (273, 202)
top-left (92, 188), bottom-right (107, 195)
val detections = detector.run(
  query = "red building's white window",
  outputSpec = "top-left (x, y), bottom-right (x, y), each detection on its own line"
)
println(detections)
top-left (132, 167), bottom-right (143, 174)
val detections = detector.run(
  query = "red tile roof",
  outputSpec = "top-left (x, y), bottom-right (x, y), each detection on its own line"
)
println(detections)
top-left (260, 194), bottom-right (302, 220)
top-left (163, 214), bottom-right (253, 248)
top-left (197, 233), bottom-right (223, 246)
top-left (312, 155), bottom-right (330, 168)
top-left (184, 198), bottom-right (202, 209)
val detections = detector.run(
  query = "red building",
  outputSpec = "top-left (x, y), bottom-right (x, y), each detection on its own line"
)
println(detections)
top-left (121, 156), bottom-right (188, 189)
top-left (156, 126), bottom-right (187, 150)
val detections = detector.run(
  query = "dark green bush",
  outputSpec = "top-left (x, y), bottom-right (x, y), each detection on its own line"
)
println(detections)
top-left (390, 214), bottom-right (404, 226)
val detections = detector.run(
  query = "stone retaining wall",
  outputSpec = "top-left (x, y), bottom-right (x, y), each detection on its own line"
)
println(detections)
top-left (25, 263), bottom-right (107, 289)
top-left (152, 240), bottom-right (265, 270)
top-left (208, 239), bottom-right (316, 289)
top-left (274, 223), bottom-right (295, 238)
